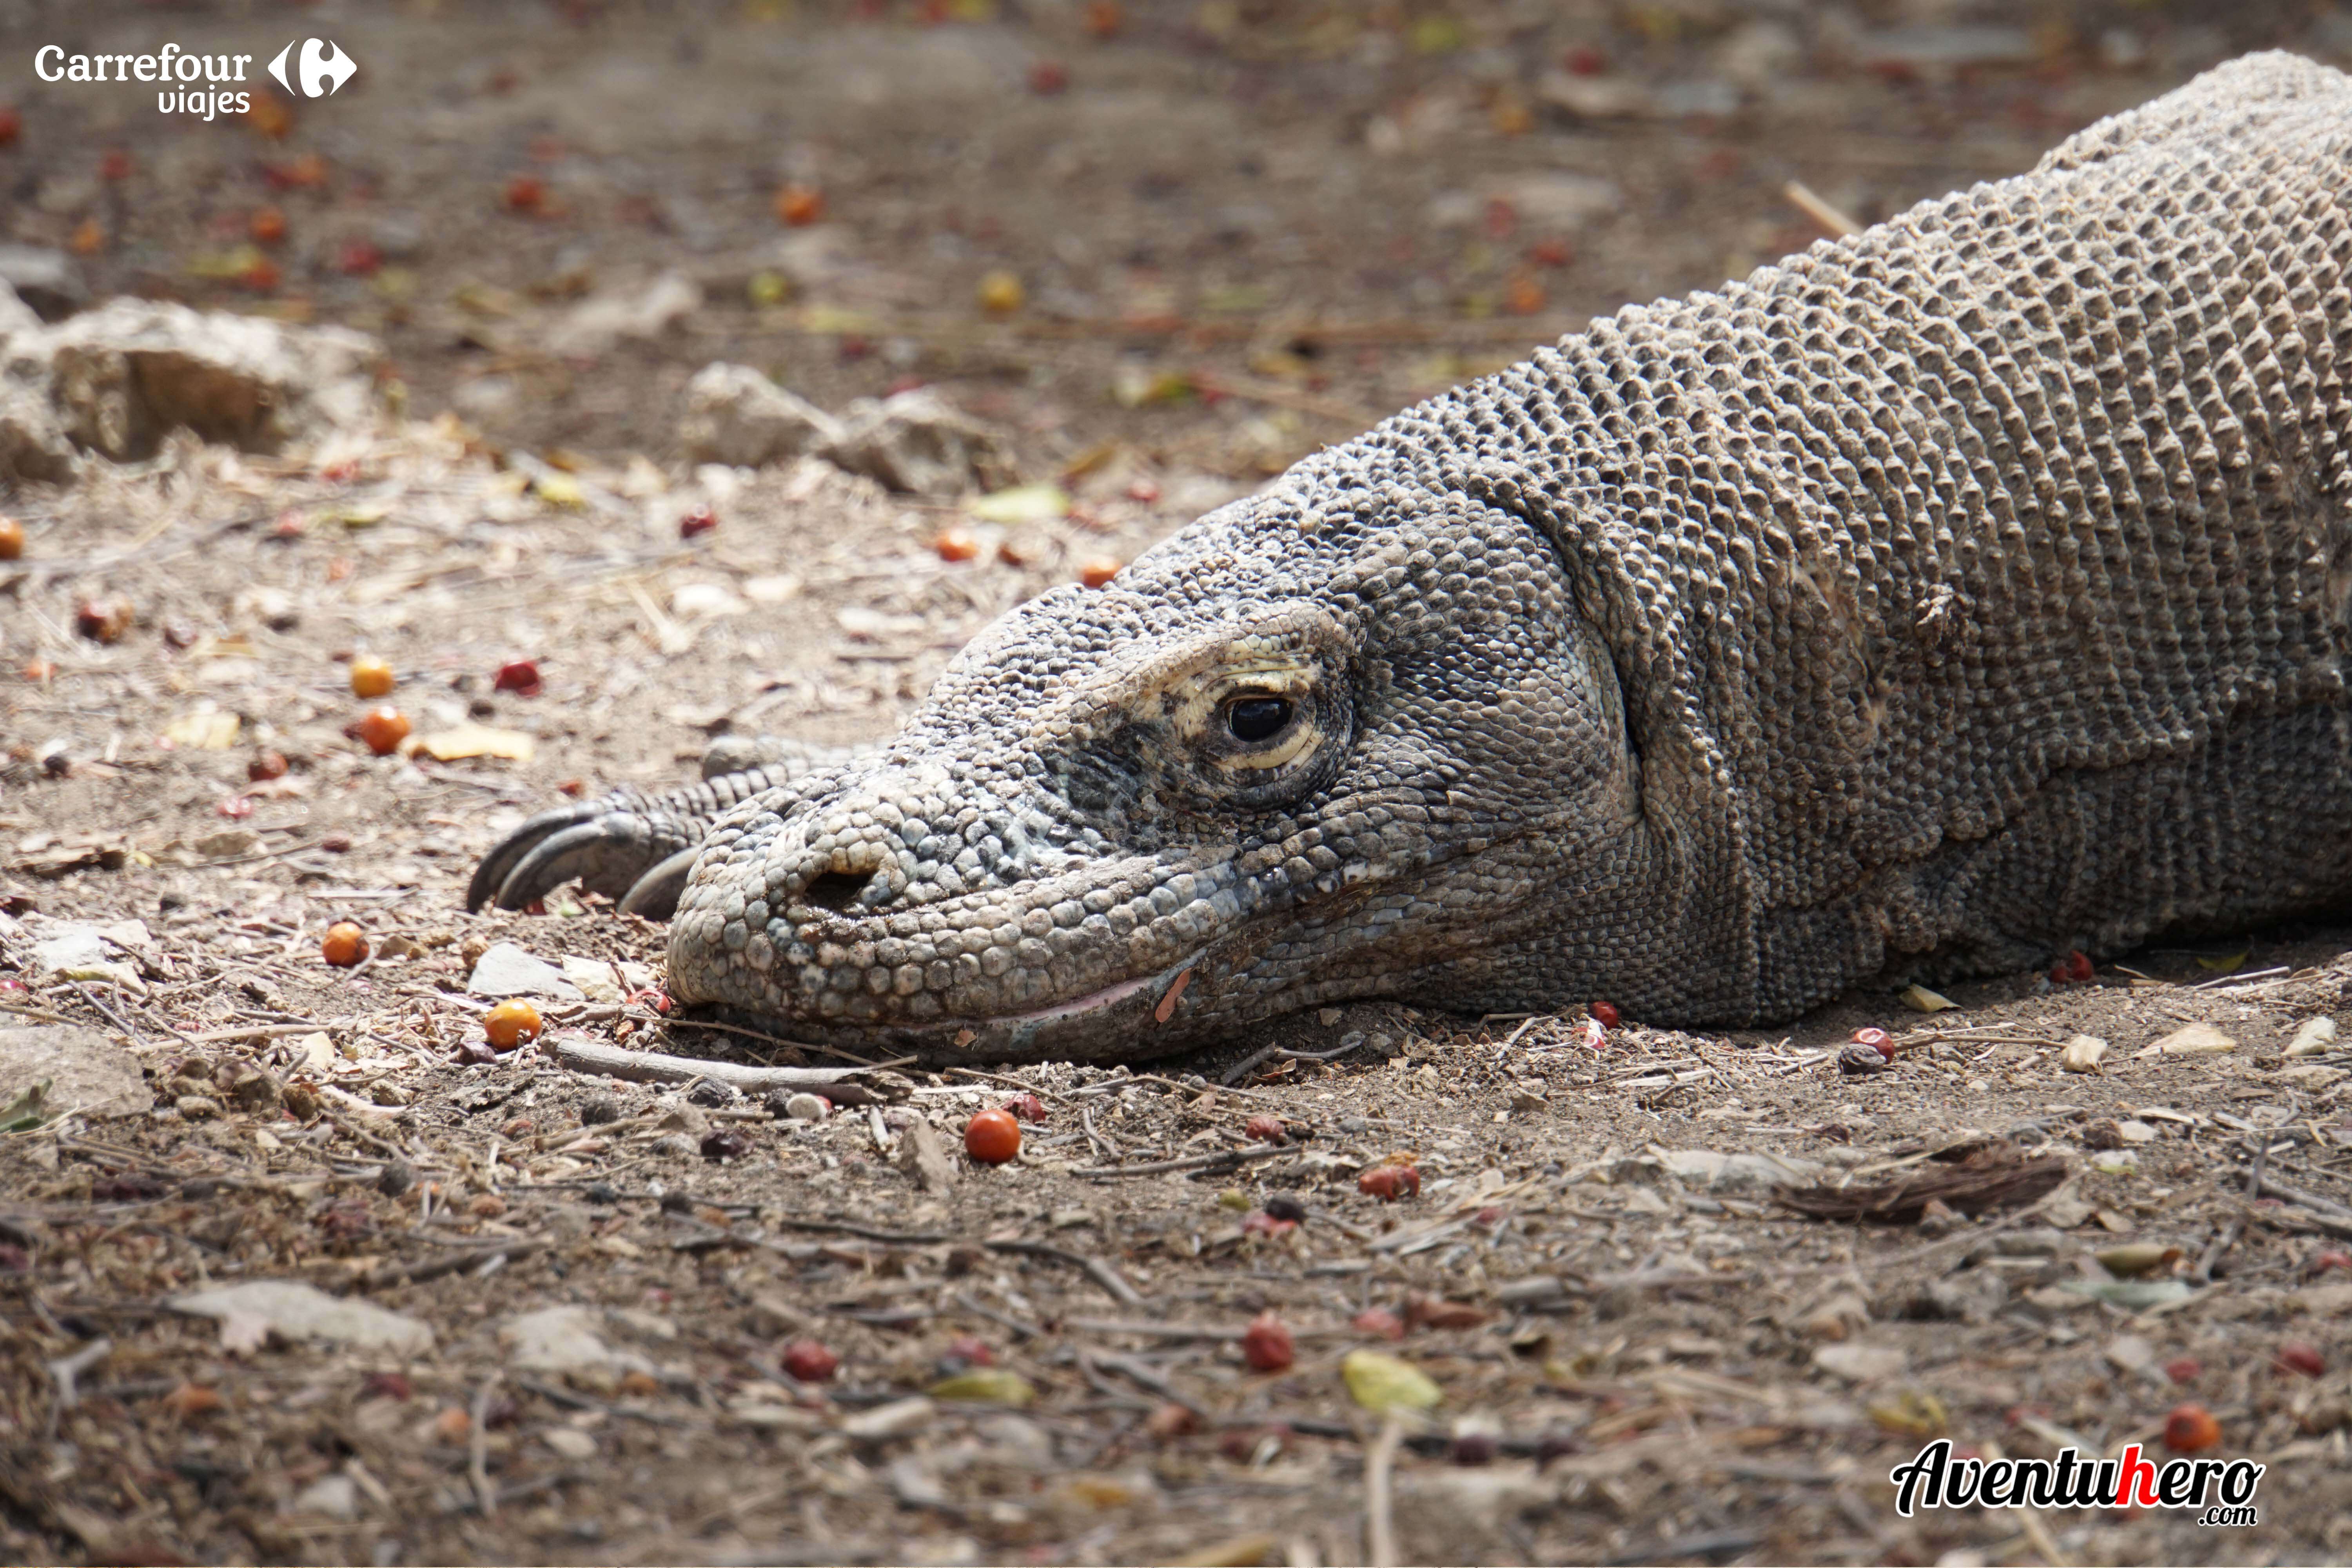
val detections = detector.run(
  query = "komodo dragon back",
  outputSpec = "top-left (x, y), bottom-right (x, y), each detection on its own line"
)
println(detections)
top-left (471, 53), bottom-right (2352, 1062)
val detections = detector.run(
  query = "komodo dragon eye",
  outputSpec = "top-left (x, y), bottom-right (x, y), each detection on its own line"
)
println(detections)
top-left (1224, 696), bottom-right (1292, 743)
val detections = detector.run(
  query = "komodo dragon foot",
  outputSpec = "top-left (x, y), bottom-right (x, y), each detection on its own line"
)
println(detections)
top-left (465, 737), bottom-right (868, 919)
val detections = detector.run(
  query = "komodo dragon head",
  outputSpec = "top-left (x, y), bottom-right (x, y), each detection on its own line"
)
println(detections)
top-left (475, 403), bottom-right (1666, 1063)
top-left (665, 446), bottom-right (1649, 1062)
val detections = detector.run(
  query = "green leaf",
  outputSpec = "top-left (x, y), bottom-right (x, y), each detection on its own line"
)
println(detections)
top-left (969, 483), bottom-right (1071, 524)
top-left (928, 1368), bottom-right (1036, 1406)
top-left (1343, 1350), bottom-right (1441, 1415)
top-left (0, 1080), bottom-right (53, 1134)
top-left (2059, 1278), bottom-right (2192, 1310)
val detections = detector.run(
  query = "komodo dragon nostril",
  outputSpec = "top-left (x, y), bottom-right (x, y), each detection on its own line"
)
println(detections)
top-left (800, 869), bottom-right (874, 911)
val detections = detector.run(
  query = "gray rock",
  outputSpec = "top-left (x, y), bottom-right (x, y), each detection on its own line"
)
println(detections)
top-left (171, 1280), bottom-right (434, 1355)
top-left (288, 1472), bottom-right (359, 1521)
top-left (0, 379), bottom-right (78, 484)
top-left (5, 299), bottom-right (381, 461)
top-left (498, 1305), bottom-right (653, 1391)
top-left (559, 955), bottom-right (623, 1004)
top-left (467, 941), bottom-right (584, 1002)
top-left (0, 282), bottom-right (39, 341)
top-left (0, 1024), bottom-right (152, 1116)
top-left (1657, 1148), bottom-right (1823, 1194)
top-left (679, 362), bottom-right (844, 467)
top-left (546, 270), bottom-right (701, 358)
top-left (824, 389), bottom-right (1011, 497)
top-left (0, 245), bottom-right (84, 319)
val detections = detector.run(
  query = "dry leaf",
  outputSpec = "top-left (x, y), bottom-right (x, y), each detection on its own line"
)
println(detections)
top-left (406, 725), bottom-right (535, 762)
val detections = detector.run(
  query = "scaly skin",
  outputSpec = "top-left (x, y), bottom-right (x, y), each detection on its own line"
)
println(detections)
top-left (473, 55), bottom-right (2352, 1063)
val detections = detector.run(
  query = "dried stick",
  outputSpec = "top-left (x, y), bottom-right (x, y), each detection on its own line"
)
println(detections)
top-left (547, 1036), bottom-right (905, 1102)
top-left (1365, 1415), bottom-right (1403, 1568)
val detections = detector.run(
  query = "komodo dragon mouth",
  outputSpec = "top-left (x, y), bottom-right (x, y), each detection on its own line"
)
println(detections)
top-left (470, 54), bottom-right (2352, 1063)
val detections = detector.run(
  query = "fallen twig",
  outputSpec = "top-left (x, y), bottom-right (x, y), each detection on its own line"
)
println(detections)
top-left (546, 1036), bottom-right (910, 1102)
top-left (1073, 1145), bottom-right (1287, 1179)
top-left (468, 1374), bottom-right (500, 1519)
top-left (1365, 1415), bottom-right (1403, 1568)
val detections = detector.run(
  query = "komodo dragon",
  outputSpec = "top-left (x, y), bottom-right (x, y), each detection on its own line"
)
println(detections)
top-left (470, 53), bottom-right (2352, 1063)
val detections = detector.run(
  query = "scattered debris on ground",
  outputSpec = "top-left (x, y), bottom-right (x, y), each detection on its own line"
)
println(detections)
top-left (7, 3), bottom-right (2352, 1563)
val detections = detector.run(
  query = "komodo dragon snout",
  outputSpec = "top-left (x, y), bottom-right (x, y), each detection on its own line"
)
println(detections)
top-left (472, 53), bottom-right (2352, 1063)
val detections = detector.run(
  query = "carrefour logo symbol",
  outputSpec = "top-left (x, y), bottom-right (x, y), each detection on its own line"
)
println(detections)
top-left (266, 38), bottom-right (356, 98)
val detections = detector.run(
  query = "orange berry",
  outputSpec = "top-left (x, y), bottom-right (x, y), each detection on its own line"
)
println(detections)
top-left (68, 217), bottom-right (103, 256)
top-left (775, 184), bottom-right (824, 227)
top-left (238, 258), bottom-right (281, 294)
top-left (934, 526), bottom-right (980, 563)
top-left (321, 922), bottom-right (369, 967)
top-left (2163, 1403), bottom-right (2221, 1453)
top-left (356, 707), bottom-right (410, 756)
top-left (250, 206), bottom-right (288, 245)
top-left (482, 999), bottom-right (543, 1051)
top-left (246, 94), bottom-right (294, 139)
top-left (1358, 1163), bottom-right (1421, 1201)
top-left (964, 1108), bottom-right (1022, 1165)
top-left (0, 516), bottom-right (21, 560)
top-left (348, 656), bottom-right (396, 698)
top-left (1078, 556), bottom-right (1123, 588)
top-left (1503, 272), bottom-right (1546, 315)
top-left (1082, 0), bottom-right (1122, 36)
top-left (504, 175), bottom-right (544, 214)
top-left (976, 270), bottom-right (1024, 314)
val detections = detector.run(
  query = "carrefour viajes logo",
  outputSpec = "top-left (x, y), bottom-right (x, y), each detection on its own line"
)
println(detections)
top-left (32, 36), bottom-right (357, 120)
top-left (267, 38), bottom-right (356, 98)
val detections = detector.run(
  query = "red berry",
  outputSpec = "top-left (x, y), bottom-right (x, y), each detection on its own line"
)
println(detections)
top-left (337, 240), bottom-right (383, 276)
top-left (964, 1108), bottom-right (1021, 1165)
top-left (1352, 1308), bottom-right (1406, 1341)
top-left (940, 1335), bottom-right (994, 1369)
top-left (2163, 1403), bottom-right (2221, 1453)
top-left (492, 658), bottom-right (542, 697)
top-left (1852, 1026), bottom-right (1895, 1061)
top-left (1590, 1000), bottom-right (1620, 1029)
top-left (0, 107), bottom-right (19, 147)
top-left (2316, 1251), bottom-right (2352, 1274)
top-left (678, 505), bottom-right (717, 539)
top-left (363, 1371), bottom-right (413, 1401)
top-left (1240, 1312), bottom-right (1293, 1374)
top-left (1240, 1212), bottom-right (1296, 1240)
top-left (1357, 1164), bottom-right (1421, 1201)
top-left (2164, 1357), bottom-right (2202, 1384)
top-left (1245, 1114), bottom-right (1287, 1144)
top-left (504, 175), bottom-right (545, 214)
top-left (1002, 1093), bottom-right (1047, 1122)
top-left (781, 1339), bottom-right (838, 1382)
top-left (99, 149), bottom-right (132, 181)
top-left (2278, 1342), bottom-right (2326, 1378)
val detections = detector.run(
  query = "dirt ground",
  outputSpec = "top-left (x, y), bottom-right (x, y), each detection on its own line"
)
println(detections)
top-left (8, 2), bottom-right (2352, 1564)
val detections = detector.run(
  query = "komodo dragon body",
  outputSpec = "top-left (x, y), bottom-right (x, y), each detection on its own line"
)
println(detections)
top-left (472, 54), bottom-right (2352, 1062)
